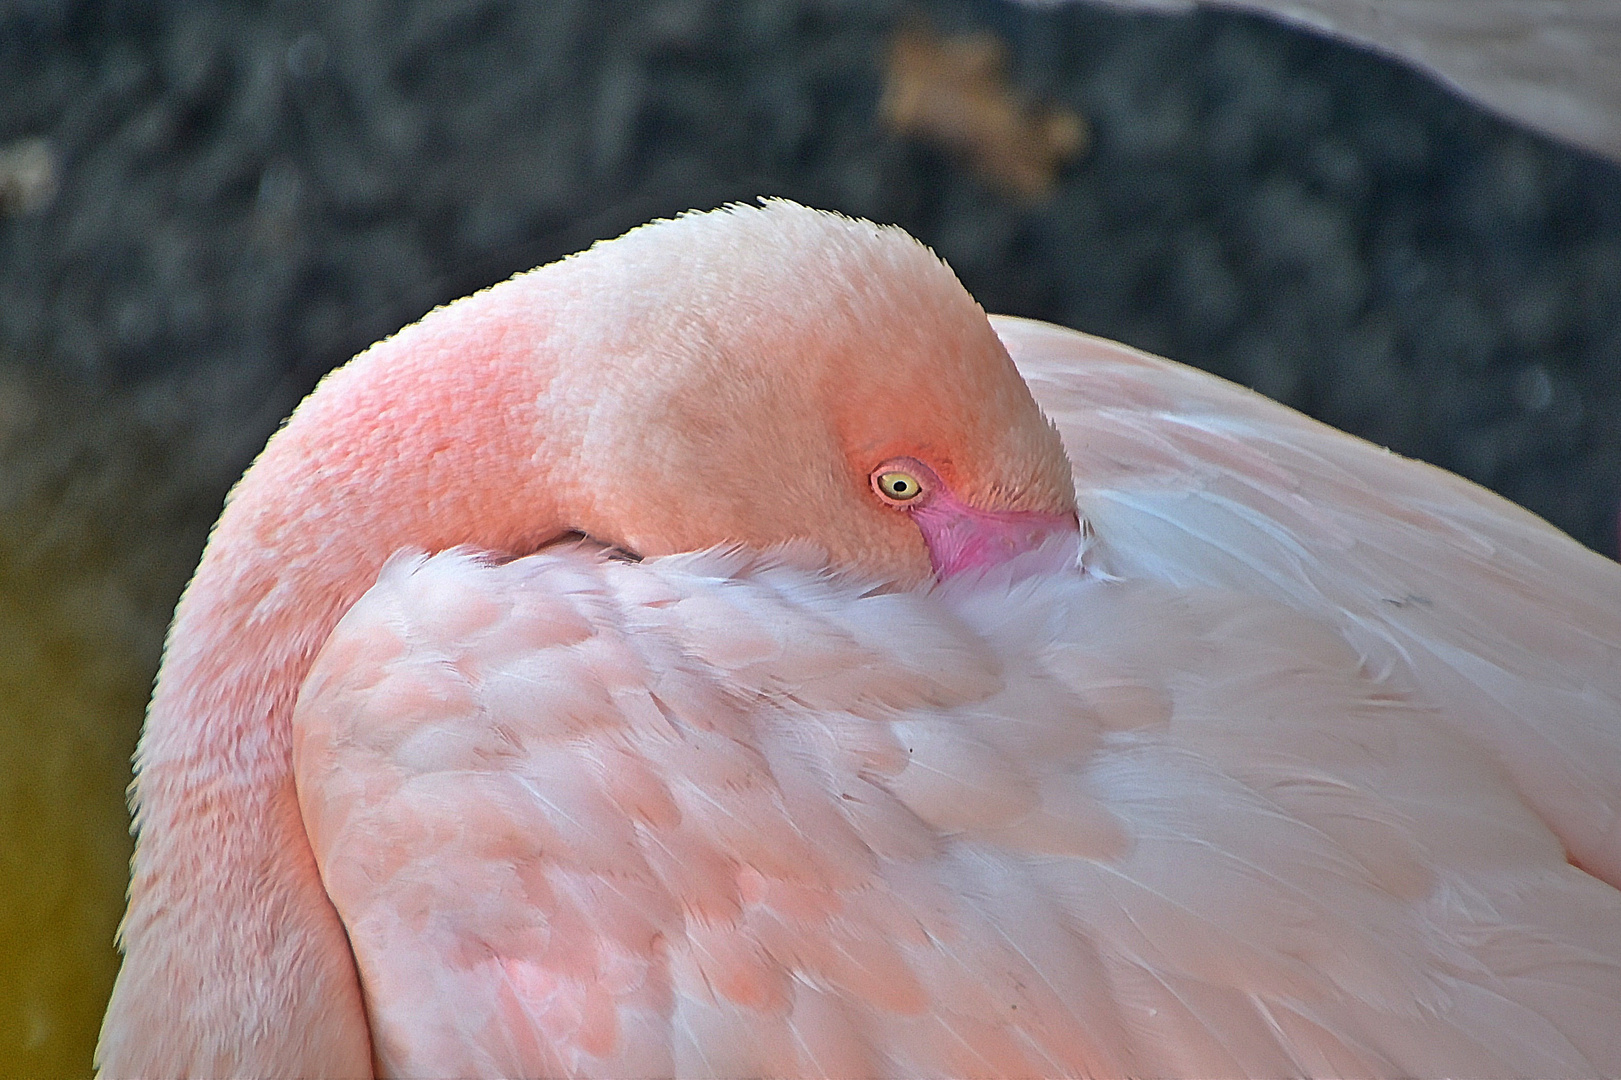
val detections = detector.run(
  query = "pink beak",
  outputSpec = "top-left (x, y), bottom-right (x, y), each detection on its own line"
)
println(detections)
top-left (908, 488), bottom-right (1080, 578)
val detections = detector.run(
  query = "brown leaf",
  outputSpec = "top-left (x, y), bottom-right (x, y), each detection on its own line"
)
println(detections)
top-left (881, 23), bottom-right (1088, 201)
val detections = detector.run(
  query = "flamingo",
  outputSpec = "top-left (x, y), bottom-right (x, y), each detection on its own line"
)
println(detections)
top-left (98, 201), bottom-right (1621, 1078)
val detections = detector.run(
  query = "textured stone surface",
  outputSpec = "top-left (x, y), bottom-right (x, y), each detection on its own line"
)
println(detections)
top-left (2, 0), bottom-right (1617, 553)
top-left (1028, 0), bottom-right (1621, 165)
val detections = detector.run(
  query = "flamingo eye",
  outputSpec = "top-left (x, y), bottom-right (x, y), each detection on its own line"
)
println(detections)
top-left (875, 470), bottom-right (923, 502)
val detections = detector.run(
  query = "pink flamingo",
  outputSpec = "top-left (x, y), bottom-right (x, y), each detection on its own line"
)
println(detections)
top-left (99, 202), bottom-right (1621, 1077)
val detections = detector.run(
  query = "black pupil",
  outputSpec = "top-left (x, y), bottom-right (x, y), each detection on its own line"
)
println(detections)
top-left (892, 480), bottom-right (908, 493)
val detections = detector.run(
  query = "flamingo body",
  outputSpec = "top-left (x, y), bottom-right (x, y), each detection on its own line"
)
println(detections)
top-left (100, 203), bottom-right (1621, 1077)
top-left (297, 539), bottom-right (1621, 1077)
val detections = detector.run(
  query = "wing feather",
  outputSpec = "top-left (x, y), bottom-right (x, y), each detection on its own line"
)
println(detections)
top-left (294, 533), bottom-right (1621, 1077)
top-left (997, 314), bottom-right (1621, 889)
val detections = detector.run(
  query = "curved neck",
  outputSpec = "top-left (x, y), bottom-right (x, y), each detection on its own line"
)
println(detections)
top-left (99, 282), bottom-right (570, 1076)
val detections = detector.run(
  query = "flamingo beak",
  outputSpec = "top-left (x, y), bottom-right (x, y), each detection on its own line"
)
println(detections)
top-left (908, 492), bottom-right (1081, 579)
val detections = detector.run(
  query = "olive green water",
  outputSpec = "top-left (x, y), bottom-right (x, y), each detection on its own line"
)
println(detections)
top-left (0, 553), bottom-right (145, 1077)
top-left (0, 369), bottom-right (222, 1077)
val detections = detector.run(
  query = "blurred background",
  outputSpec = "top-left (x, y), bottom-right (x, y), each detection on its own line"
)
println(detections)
top-left (2, 0), bottom-right (1618, 1074)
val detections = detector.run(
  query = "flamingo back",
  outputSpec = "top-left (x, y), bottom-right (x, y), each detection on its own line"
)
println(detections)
top-left (292, 540), bottom-right (1621, 1077)
top-left (998, 315), bottom-right (1621, 892)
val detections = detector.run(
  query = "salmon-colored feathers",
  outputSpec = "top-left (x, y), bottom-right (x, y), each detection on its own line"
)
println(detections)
top-left (99, 203), bottom-right (1621, 1078)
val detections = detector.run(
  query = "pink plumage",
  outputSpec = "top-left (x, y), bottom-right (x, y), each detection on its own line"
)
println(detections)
top-left (99, 202), bottom-right (1621, 1078)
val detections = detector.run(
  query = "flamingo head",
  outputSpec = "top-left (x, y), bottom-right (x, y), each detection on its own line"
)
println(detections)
top-left (541, 200), bottom-right (1079, 584)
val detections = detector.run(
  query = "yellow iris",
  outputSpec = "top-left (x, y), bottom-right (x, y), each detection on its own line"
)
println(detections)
top-left (876, 470), bottom-right (922, 501)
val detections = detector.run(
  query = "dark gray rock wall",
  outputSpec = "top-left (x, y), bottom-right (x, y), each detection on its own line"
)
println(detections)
top-left (4, 0), bottom-right (1616, 553)
top-left (2, 3), bottom-right (1619, 1072)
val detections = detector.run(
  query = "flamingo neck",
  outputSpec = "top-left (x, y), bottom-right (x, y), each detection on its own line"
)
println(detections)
top-left (98, 282), bottom-right (569, 1076)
